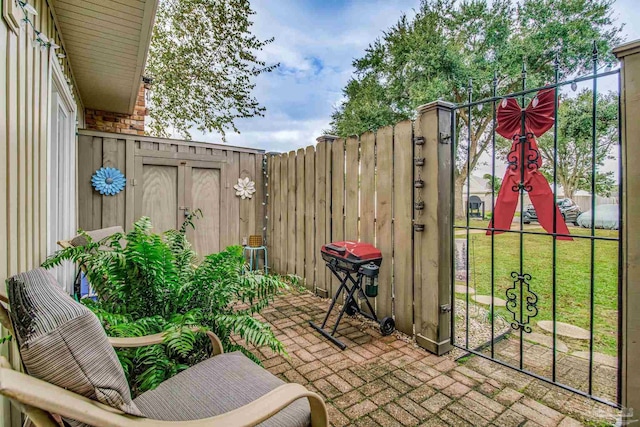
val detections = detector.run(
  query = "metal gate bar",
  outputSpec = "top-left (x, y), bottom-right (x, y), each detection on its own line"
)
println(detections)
top-left (449, 49), bottom-right (622, 408)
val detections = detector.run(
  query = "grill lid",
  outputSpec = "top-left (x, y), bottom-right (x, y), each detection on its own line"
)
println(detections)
top-left (321, 241), bottom-right (382, 262)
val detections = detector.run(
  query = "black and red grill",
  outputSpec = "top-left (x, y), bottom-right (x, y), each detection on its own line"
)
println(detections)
top-left (310, 241), bottom-right (395, 350)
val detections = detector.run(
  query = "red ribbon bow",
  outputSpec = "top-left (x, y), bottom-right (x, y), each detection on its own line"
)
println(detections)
top-left (487, 89), bottom-right (572, 240)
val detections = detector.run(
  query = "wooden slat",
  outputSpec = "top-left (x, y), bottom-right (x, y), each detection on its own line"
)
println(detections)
top-left (304, 146), bottom-right (315, 290)
top-left (287, 151), bottom-right (296, 274)
top-left (239, 152), bottom-right (253, 241)
top-left (0, 18), bottom-right (7, 281)
top-left (266, 155), bottom-right (275, 273)
top-left (91, 137), bottom-right (103, 230)
top-left (32, 25), bottom-right (41, 265)
top-left (359, 132), bottom-right (375, 313)
top-left (39, 6), bottom-right (49, 262)
top-left (394, 121), bottom-right (414, 335)
top-left (247, 154), bottom-right (257, 236)
top-left (315, 141), bottom-right (327, 295)
top-left (7, 28), bottom-right (18, 276)
top-left (101, 138), bottom-right (125, 227)
top-left (345, 137), bottom-right (359, 241)
top-left (376, 126), bottom-right (394, 320)
top-left (77, 136), bottom-right (95, 230)
top-left (177, 161), bottom-right (186, 232)
top-left (26, 20), bottom-right (33, 268)
top-left (218, 151), bottom-right (229, 249)
top-left (125, 139), bottom-right (135, 231)
top-left (78, 129), bottom-right (265, 155)
top-left (271, 155), bottom-right (281, 273)
top-left (295, 149), bottom-right (305, 278)
top-left (134, 149), bottom-right (225, 162)
top-left (134, 155), bottom-right (143, 222)
top-left (360, 132), bottom-right (375, 244)
top-left (18, 28), bottom-right (27, 271)
top-left (279, 153), bottom-right (289, 274)
top-left (324, 142), bottom-right (332, 296)
top-left (331, 139), bottom-right (345, 295)
top-left (254, 154), bottom-right (265, 269)
top-left (227, 152), bottom-right (241, 246)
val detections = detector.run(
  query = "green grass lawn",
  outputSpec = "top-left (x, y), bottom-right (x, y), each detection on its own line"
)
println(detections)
top-left (454, 219), bottom-right (620, 356)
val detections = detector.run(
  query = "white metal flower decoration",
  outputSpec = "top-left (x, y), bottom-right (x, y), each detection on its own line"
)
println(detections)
top-left (234, 177), bottom-right (256, 200)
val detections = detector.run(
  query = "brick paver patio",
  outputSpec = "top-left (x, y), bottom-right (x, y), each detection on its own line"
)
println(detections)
top-left (256, 291), bottom-right (619, 426)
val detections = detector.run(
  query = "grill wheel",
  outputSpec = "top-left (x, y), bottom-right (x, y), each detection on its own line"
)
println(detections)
top-left (380, 317), bottom-right (395, 336)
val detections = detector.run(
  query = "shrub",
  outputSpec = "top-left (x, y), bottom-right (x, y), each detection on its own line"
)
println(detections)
top-left (43, 214), bottom-right (288, 395)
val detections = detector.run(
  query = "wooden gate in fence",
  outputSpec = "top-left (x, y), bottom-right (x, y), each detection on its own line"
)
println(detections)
top-left (266, 102), bottom-right (453, 354)
top-left (77, 130), bottom-right (265, 256)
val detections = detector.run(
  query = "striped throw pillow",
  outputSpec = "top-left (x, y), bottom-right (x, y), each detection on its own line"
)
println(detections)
top-left (6, 268), bottom-right (142, 422)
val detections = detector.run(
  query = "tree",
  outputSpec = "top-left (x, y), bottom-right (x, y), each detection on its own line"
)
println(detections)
top-left (483, 173), bottom-right (502, 193)
top-left (537, 90), bottom-right (618, 200)
top-left (146, 0), bottom-right (277, 140)
top-left (330, 0), bottom-right (622, 217)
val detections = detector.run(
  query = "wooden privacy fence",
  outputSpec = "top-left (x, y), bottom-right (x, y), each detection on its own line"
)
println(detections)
top-left (266, 102), bottom-right (454, 354)
top-left (77, 130), bottom-right (265, 258)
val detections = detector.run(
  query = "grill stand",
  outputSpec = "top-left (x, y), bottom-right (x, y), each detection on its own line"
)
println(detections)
top-left (310, 260), bottom-right (394, 350)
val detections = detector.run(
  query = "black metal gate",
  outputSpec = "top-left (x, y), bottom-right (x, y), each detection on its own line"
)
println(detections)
top-left (450, 46), bottom-right (622, 407)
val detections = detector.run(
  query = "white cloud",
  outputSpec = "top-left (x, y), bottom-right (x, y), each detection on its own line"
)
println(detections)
top-left (189, 0), bottom-right (635, 158)
top-left (188, 0), bottom-right (420, 152)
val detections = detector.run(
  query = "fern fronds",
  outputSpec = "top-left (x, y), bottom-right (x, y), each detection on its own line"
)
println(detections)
top-left (42, 215), bottom-right (290, 396)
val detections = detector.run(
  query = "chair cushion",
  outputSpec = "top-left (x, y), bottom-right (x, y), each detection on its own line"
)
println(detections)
top-left (134, 351), bottom-right (310, 427)
top-left (6, 268), bottom-right (142, 421)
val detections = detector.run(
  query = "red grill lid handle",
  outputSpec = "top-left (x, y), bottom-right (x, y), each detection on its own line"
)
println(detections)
top-left (325, 244), bottom-right (346, 253)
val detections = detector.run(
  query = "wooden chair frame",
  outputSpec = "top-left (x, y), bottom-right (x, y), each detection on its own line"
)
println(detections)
top-left (0, 302), bottom-right (328, 427)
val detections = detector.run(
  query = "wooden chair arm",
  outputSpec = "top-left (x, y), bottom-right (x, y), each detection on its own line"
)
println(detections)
top-left (56, 240), bottom-right (73, 249)
top-left (109, 328), bottom-right (224, 356)
top-left (0, 364), bottom-right (328, 427)
top-left (185, 383), bottom-right (329, 427)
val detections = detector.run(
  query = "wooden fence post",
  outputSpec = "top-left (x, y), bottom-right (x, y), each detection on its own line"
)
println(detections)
top-left (414, 101), bottom-right (454, 355)
top-left (613, 39), bottom-right (640, 417)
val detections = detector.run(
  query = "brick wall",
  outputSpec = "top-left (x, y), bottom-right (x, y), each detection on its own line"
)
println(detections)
top-left (84, 84), bottom-right (147, 135)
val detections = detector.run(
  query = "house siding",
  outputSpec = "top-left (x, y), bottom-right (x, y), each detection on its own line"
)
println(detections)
top-left (1, 1), bottom-right (81, 425)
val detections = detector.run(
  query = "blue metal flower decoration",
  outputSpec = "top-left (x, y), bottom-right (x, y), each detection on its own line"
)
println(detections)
top-left (91, 167), bottom-right (126, 196)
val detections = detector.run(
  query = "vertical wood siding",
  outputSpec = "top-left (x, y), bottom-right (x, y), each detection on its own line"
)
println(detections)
top-left (1, 1), bottom-right (81, 425)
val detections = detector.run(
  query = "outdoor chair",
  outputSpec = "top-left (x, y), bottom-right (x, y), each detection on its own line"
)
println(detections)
top-left (0, 268), bottom-right (328, 427)
top-left (57, 225), bottom-right (127, 251)
top-left (58, 226), bottom-right (128, 298)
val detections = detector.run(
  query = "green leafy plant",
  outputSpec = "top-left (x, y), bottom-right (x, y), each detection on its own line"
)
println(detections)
top-left (330, 0), bottom-right (623, 218)
top-left (146, 0), bottom-right (278, 140)
top-left (43, 214), bottom-right (288, 396)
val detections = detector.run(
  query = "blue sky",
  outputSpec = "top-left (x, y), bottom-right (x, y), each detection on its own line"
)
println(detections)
top-left (192, 0), bottom-right (640, 153)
